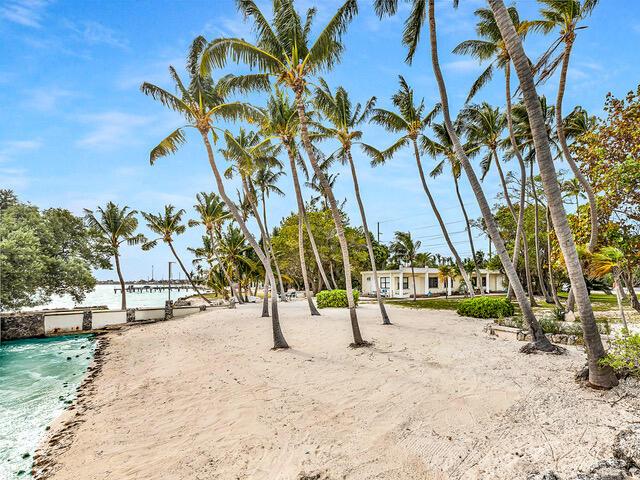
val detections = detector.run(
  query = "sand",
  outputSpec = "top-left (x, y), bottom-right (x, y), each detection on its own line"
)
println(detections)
top-left (37, 301), bottom-right (639, 480)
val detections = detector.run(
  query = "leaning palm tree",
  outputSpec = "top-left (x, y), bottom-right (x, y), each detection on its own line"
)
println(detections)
top-left (258, 91), bottom-right (329, 312)
top-left (371, 76), bottom-right (475, 297)
top-left (201, 0), bottom-right (369, 347)
top-left (532, 0), bottom-right (600, 253)
top-left (189, 192), bottom-right (241, 304)
top-left (390, 231), bottom-right (421, 301)
top-left (84, 202), bottom-right (145, 310)
top-left (140, 36), bottom-right (288, 349)
top-left (141, 205), bottom-right (212, 305)
top-left (589, 246), bottom-right (629, 334)
top-left (489, 0), bottom-right (617, 388)
top-left (313, 80), bottom-right (391, 324)
top-left (425, 121), bottom-right (484, 293)
top-left (374, 0), bottom-right (557, 354)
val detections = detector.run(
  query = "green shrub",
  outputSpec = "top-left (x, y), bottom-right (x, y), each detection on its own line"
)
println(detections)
top-left (456, 296), bottom-right (515, 319)
top-left (600, 333), bottom-right (640, 377)
top-left (316, 289), bottom-right (359, 309)
top-left (539, 316), bottom-right (562, 334)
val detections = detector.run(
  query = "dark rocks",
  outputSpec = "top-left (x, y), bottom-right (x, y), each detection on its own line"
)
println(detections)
top-left (573, 459), bottom-right (632, 480)
top-left (527, 471), bottom-right (560, 480)
top-left (0, 314), bottom-right (45, 341)
top-left (614, 424), bottom-right (640, 467)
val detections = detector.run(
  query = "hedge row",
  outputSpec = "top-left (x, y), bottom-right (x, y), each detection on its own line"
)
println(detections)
top-left (316, 289), bottom-right (359, 309)
top-left (456, 296), bottom-right (514, 319)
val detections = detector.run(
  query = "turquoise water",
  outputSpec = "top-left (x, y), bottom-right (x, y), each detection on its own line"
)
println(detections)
top-left (0, 335), bottom-right (96, 479)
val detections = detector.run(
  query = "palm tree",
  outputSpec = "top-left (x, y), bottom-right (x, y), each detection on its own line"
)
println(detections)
top-left (590, 246), bottom-right (628, 333)
top-left (532, 0), bottom-right (600, 253)
top-left (438, 264), bottom-right (455, 299)
top-left (217, 224), bottom-right (258, 302)
top-left (141, 205), bottom-right (211, 305)
top-left (141, 37), bottom-right (288, 349)
top-left (84, 202), bottom-right (145, 310)
top-left (374, 0), bottom-right (556, 353)
top-left (189, 192), bottom-right (241, 304)
top-left (371, 76), bottom-right (476, 297)
top-left (390, 231), bottom-right (421, 301)
top-left (313, 80), bottom-right (391, 324)
top-left (202, 0), bottom-right (368, 346)
top-left (258, 91), bottom-right (329, 312)
top-left (563, 177), bottom-right (585, 217)
top-left (489, 0), bottom-right (617, 388)
top-left (425, 121), bottom-right (484, 293)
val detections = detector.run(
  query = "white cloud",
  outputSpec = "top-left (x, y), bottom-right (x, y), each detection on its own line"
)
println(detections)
top-left (0, 166), bottom-right (31, 188)
top-left (23, 87), bottom-right (76, 111)
top-left (0, 0), bottom-right (50, 28)
top-left (62, 19), bottom-right (129, 50)
top-left (75, 112), bottom-right (154, 149)
top-left (444, 59), bottom-right (483, 74)
top-left (0, 139), bottom-right (42, 162)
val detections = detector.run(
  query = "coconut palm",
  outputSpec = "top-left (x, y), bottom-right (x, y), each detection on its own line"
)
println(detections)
top-left (217, 224), bottom-right (258, 302)
top-left (438, 264), bottom-right (456, 299)
top-left (488, 0), bottom-right (616, 388)
top-left (390, 231), bottom-right (421, 301)
top-left (141, 36), bottom-right (288, 349)
top-left (258, 90), bottom-right (330, 310)
top-left (84, 202), bottom-right (145, 310)
top-left (189, 192), bottom-right (241, 304)
top-left (532, 0), bottom-right (600, 252)
top-left (141, 205), bottom-right (211, 305)
top-left (371, 76), bottom-right (475, 297)
top-left (312, 80), bottom-right (391, 324)
top-left (374, 0), bottom-right (557, 353)
top-left (201, 0), bottom-right (368, 347)
top-left (589, 246), bottom-right (629, 333)
top-left (424, 121), bottom-right (484, 293)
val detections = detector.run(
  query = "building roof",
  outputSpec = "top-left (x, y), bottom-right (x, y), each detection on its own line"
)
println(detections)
top-left (360, 267), bottom-right (504, 275)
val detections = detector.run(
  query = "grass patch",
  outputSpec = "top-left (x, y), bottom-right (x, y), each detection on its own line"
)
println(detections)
top-left (387, 297), bottom-right (468, 311)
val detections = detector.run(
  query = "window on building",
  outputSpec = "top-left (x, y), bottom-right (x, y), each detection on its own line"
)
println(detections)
top-left (380, 277), bottom-right (390, 289)
top-left (482, 277), bottom-right (487, 287)
top-left (403, 277), bottom-right (409, 289)
top-left (366, 277), bottom-right (371, 282)
top-left (428, 277), bottom-right (438, 288)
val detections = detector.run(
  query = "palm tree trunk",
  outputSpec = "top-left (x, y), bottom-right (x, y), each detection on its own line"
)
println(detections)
top-left (529, 161), bottom-right (553, 303)
top-left (346, 149), bottom-right (391, 324)
top-left (427, 0), bottom-right (554, 352)
top-left (199, 130), bottom-right (288, 349)
top-left (490, 0), bottom-right (617, 387)
top-left (624, 268), bottom-right (640, 313)
top-left (453, 175), bottom-right (484, 295)
top-left (556, 39), bottom-right (598, 253)
top-left (294, 88), bottom-right (367, 346)
top-left (329, 262), bottom-right (339, 289)
top-left (410, 263), bottom-right (418, 301)
top-left (167, 241), bottom-right (212, 305)
top-left (261, 274), bottom-right (270, 317)
top-left (114, 248), bottom-right (127, 310)
top-left (260, 191), bottom-right (287, 302)
top-left (613, 270), bottom-right (629, 333)
top-left (303, 207), bottom-right (331, 290)
top-left (210, 229), bottom-right (242, 304)
top-left (545, 207), bottom-right (564, 309)
top-left (493, 148), bottom-right (537, 305)
top-left (285, 141), bottom-right (321, 316)
top-left (412, 138), bottom-right (475, 297)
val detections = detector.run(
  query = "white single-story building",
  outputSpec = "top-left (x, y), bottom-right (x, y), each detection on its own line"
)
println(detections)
top-left (360, 267), bottom-right (507, 298)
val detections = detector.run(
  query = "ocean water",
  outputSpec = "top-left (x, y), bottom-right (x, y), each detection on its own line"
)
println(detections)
top-left (34, 284), bottom-right (197, 311)
top-left (0, 335), bottom-right (96, 479)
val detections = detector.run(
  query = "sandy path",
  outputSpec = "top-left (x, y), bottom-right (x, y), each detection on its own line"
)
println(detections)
top-left (39, 301), bottom-right (638, 479)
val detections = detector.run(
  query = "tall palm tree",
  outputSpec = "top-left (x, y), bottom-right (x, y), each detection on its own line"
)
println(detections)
top-left (258, 91), bottom-right (329, 312)
top-left (489, 0), bottom-right (617, 388)
top-left (217, 224), bottom-right (257, 302)
top-left (589, 246), bottom-right (628, 333)
top-left (141, 36), bottom-right (288, 349)
top-left (563, 177), bottom-right (585, 217)
top-left (313, 80), bottom-right (391, 324)
top-left (374, 0), bottom-right (556, 353)
top-left (425, 121), bottom-right (484, 293)
top-left (371, 76), bottom-right (476, 297)
top-left (532, 0), bottom-right (600, 253)
top-left (438, 264), bottom-right (456, 299)
top-left (189, 192), bottom-right (241, 304)
top-left (141, 205), bottom-right (211, 305)
top-left (390, 231), bottom-right (421, 301)
top-left (84, 202), bottom-right (145, 310)
top-left (202, 0), bottom-right (368, 346)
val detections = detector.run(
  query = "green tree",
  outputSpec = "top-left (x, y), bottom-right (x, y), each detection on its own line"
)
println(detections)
top-left (142, 205), bottom-right (211, 305)
top-left (84, 202), bottom-right (145, 310)
top-left (589, 246), bottom-right (629, 333)
top-left (202, 0), bottom-right (368, 347)
top-left (389, 231), bottom-right (421, 301)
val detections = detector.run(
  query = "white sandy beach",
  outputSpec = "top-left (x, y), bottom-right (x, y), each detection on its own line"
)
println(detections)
top-left (37, 301), bottom-right (639, 480)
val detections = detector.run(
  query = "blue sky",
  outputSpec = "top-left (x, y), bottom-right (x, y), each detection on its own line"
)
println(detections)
top-left (2, 0), bottom-right (639, 281)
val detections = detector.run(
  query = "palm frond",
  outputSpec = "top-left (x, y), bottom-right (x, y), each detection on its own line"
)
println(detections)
top-left (149, 127), bottom-right (188, 165)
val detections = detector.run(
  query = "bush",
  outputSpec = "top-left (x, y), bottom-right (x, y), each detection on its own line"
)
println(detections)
top-left (316, 289), bottom-right (359, 309)
top-left (456, 296), bottom-right (515, 319)
top-left (600, 333), bottom-right (640, 377)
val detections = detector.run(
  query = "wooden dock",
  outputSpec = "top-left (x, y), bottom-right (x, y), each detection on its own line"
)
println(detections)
top-left (113, 285), bottom-right (192, 293)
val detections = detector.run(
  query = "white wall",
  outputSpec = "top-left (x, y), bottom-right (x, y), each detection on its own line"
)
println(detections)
top-left (44, 312), bottom-right (84, 334)
top-left (92, 310), bottom-right (127, 329)
top-left (135, 308), bottom-right (165, 321)
top-left (173, 306), bottom-right (201, 317)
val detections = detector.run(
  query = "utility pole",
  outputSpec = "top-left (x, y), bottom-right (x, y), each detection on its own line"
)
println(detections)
top-left (377, 221), bottom-right (381, 243)
top-left (151, 265), bottom-right (154, 282)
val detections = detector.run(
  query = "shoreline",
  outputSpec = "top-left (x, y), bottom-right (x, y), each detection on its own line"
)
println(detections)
top-left (31, 302), bottom-right (640, 479)
top-left (31, 334), bottom-right (111, 479)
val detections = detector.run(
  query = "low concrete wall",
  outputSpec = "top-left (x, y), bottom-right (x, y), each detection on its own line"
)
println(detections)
top-left (92, 310), bottom-right (127, 329)
top-left (134, 308), bottom-right (165, 321)
top-left (44, 312), bottom-right (84, 334)
top-left (173, 306), bottom-right (202, 318)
